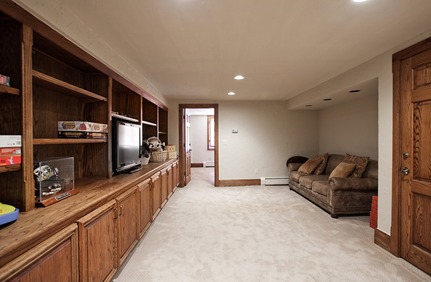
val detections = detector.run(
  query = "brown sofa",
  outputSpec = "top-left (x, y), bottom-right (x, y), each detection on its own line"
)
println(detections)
top-left (286, 154), bottom-right (378, 218)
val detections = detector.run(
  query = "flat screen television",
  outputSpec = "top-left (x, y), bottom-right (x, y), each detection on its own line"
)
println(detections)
top-left (112, 118), bottom-right (141, 174)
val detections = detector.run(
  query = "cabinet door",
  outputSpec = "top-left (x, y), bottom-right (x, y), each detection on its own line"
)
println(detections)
top-left (116, 187), bottom-right (139, 266)
top-left (151, 173), bottom-right (162, 220)
top-left (173, 161), bottom-right (180, 191)
top-left (137, 178), bottom-right (152, 237)
top-left (78, 200), bottom-right (117, 282)
top-left (167, 165), bottom-right (173, 198)
top-left (160, 168), bottom-right (168, 207)
top-left (0, 224), bottom-right (78, 282)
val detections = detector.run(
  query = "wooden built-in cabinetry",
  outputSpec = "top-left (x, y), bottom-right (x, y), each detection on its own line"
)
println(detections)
top-left (0, 224), bottom-right (78, 281)
top-left (0, 1), bottom-right (180, 281)
top-left (0, 2), bottom-right (170, 212)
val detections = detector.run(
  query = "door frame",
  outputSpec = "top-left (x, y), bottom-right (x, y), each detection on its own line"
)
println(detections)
top-left (178, 104), bottom-right (219, 187)
top-left (391, 37), bottom-right (431, 256)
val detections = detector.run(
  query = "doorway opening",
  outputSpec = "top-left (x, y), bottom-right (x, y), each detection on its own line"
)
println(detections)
top-left (179, 104), bottom-right (219, 187)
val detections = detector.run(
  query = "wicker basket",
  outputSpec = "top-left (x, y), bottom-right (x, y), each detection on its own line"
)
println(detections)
top-left (150, 150), bottom-right (167, 162)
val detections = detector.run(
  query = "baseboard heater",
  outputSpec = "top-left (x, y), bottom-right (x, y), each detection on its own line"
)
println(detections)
top-left (204, 161), bottom-right (215, 167)
top-left (260, 177), bottom-right (289, 186)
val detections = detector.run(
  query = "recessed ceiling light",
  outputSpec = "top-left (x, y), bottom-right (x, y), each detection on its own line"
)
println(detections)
top-left (349, 89), bottom-right (361, 93)
top-left (352, 0), bottom-right (368, 2)
top-left (234, 75), bottom-right (244, 80)
top-left (228, 91), bottom-right (236, 96)
top-left (323, 98), bottom-right (332, 101)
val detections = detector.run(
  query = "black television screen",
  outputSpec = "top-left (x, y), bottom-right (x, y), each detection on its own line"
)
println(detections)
top-left (112, 118), bottom-right (141, 174)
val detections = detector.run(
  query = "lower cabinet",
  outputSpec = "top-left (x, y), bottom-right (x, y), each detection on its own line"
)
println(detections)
top-left (137, 178), bottom-right (152, 237)
top-left (78, 200), bottom-right (117, 282)
top-left (0, 163), bottom-right (177, 282)
top-left (151, 172), bottom-right (162, 220)
top-left (116, 187), bottom-right (139, 265)
top-left (0, 224), bottom-right (78, 282)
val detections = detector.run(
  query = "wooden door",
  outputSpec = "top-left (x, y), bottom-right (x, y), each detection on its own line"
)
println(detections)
top-left (185, 151), bottom-right (192, 185)
top-left (116, 187), bottom-right (139, 266)
top-left (78, 200), bottom-right (117, 282)
top-left (397, 45), bottom-right (431, 274)
top-left (137, 178), bottom-right (152, 237)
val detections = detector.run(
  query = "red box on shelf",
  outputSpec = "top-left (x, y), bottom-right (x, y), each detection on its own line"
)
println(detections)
top-left (0, 155), bottom-right (21, 166)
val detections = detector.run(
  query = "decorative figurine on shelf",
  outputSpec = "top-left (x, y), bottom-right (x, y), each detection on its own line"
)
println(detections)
top-left (34, 164), bottom-right (63, 197)
top-left (33, 164), bottom-right (59, 182)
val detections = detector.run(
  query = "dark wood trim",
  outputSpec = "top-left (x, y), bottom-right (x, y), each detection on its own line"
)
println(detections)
top-left (179, 104), bottom-right (219, 187)
top-left (219, 179), bottom-right (261, 187)
top-left (393, 37), bottom-right (431, 61)
top-left (391, 57), bottom-right (402, 256)
top-left (374, 229), bottom-right (392, 253)
top-left (22, 24), bottom-right (34, 211)
top-left (191, 163), bottom-right (204, 168)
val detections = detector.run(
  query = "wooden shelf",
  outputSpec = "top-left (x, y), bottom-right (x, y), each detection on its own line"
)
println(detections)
top-left (33, 138), bottom-right (107, 145)
top-left (158, 131), bottom-right (167, 135)
top-left (32, 70), bottom-right (107, 102)
top-left (112, 113), bottom-right (139, 123)
top-left (0, 84), bottom-right (20, 95)
top-left (0, 163), bottom-right (21, 173)
top-left (142, 121), bottom-right (157, 127)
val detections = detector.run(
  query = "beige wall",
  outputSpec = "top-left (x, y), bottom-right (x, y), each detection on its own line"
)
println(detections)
top-left (318, 93), bottom-right (378, 160)
top-left (288, 29), bottom-right (431, 235)
top-left (168, 101), bottom-right (319, 180)
top-left (189, 115), bottom-right (214, 164)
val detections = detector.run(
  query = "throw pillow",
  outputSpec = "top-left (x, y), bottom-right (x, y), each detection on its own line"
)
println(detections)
top-left (313, 153), bottom-right (329, 175)
top-left (343, 153), bottom-right (370, 178)
top-left (298, 158), bottom-right (322, 174)
top-left (329, 162), bottom-right (356, 179)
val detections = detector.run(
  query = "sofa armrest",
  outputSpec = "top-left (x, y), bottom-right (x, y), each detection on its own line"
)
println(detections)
top-left (329, 177), bottom-right (378, 191)
top-left (287, 163), bottom-right (303, 172)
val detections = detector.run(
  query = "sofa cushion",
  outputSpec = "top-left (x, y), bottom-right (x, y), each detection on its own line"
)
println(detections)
top-left (298, 158), bottom-right (322, 174)
top-left (290, 170), bottom-right (307, 182)
top-left (325, 154), bottom-right (345, 175)
top-left (313, 153), bottom-right (329, 175)
top-left (312, 181), bottom-right (329, 196)
top-left (343, 154), bottom-right (370, 178)
top-left (329, 162), bottom-right (356, 178)
top-left (299, 174), bottom-right (329, 189)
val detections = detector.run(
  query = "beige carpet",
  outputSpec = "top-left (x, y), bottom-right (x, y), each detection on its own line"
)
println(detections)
top-left (114, 168), bottom-right (429, 282)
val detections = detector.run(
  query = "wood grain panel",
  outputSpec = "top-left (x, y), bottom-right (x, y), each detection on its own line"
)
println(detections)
top-left (151, 173), bottom-right (161, 220)
top-left (117, 187), bottom-right (139, 266)
top-left (112, 80), bottom-right (141, 120)
top-left (0, 224), bottom-right (78, 282)
top-left (413, 102), bottom-right (431, 180)
top-left (161, 168), bottom-right (168, 207)
top-left (413, 63), bottom-right (431, 89)
top-left (78, 200), bottom-right (117, 282)
top-left (412, 193), bottom-right (431, 252)
top-left (137, 178), bottom-right (152, 237)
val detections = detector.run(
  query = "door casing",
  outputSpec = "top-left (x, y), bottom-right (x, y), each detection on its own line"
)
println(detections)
top-left (178, 104), bottom-right (219, 187)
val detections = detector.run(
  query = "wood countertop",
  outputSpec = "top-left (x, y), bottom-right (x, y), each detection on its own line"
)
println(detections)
top-left (0, 160), bottom-right (176, 267)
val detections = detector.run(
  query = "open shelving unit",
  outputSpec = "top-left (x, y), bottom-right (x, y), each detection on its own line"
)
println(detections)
top-left (0, 7), bottom-right (169, 212)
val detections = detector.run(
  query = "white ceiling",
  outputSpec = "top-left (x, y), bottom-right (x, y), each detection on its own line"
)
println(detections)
top-left (17, 0), bottom-right (431, 102)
